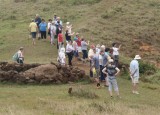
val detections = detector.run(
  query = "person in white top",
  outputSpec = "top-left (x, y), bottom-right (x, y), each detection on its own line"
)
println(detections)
top-left (47, 19), bottom-right (52, 40)
top-left (66, 41), bottom-right (74, 66)
top-left (66, 22), bottom-right (72, 34)
top-left (58, 47), bottom-right (66, 65)
top-left (96, 44), bottom-right (101, 55)
top-left (72, 40), bottom-right (79, 62)
top-left (130, 55), bottom-right (141, 94)
top-left (112, 43), bottom-right (121, 67)
top-left (50, 21), bottom-right (57, 45)
top-left (17, 47), bottom-right (24, 64)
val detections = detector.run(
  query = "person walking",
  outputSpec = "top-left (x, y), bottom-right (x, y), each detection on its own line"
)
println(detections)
top-left (47, 19), bottom-right (52, 40)
top-left (66, 41), bottom-right (74, 66)
top-left (29, 19), bottom-right (37, 45)
top-left (58, 30), bottom-right (64, 50)
top-left (92, 49), bottom-right (101, 88)
top-left (130, 55), bottom-right (141, 94)
top-left (50, 21), bottom-right (56, 45)
top-left (102, 59), bottom-right (121, 98)
top-left (81, 39), bottom-right (89, 63)
top-left (39, 19), bottom-right (47, 39)
top-left (35, 14), bottom-right (41, 39)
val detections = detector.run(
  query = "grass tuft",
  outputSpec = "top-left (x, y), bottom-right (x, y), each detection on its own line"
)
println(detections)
top-left (70, 88), bottom-right (99, 99)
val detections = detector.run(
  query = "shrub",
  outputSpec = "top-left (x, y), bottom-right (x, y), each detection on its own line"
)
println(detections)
top-left (139, 61), bottom-right (157, 75)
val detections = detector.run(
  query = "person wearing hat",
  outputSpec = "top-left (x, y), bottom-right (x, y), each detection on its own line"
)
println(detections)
top-left (17, 47), bottom-right (24, 64)
top-left (29, 19), bottom-right (37, 45)
top-left (66, 22), bottom-right (72, 34)
top-left (130, 55), bottom-right (141, 94)
top-left (102, 59), bottom-right (121, 98)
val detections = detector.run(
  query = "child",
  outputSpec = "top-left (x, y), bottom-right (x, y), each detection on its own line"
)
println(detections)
top-left (58, 47), bottom-right (66, 65)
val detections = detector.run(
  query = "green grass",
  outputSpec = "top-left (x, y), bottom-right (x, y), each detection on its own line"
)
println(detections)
top-left (0, 78), bottom-right (160, 115)
top-left (0, 0), bottom-right (160, 114)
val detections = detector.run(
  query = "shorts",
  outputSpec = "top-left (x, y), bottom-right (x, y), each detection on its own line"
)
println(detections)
top-left (93, 68), bottom-right (100, 78)
top-left (78, 46), bottom-right (82, 52)
top-left (108, 77), bottom-right (118, 91)
top-left (132, 77), bottom-right (139, 84)
top-left (31, 32), bottom-right (36, 39)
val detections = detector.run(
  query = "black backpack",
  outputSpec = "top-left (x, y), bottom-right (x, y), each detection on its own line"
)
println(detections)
top-left (106, 65), bottom-right (117, 76)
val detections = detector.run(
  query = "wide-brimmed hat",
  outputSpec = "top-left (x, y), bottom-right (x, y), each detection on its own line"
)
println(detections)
top-left (60, 48), bottom-right (65, 53)
top-left (96, 44), bottom-right (100, 48)
top-left (109, 59), bottom-right (114, 63)
top-left (134, 55), bottom-right (141, 60)
top-left (66, 22), bottom-right (70, 25)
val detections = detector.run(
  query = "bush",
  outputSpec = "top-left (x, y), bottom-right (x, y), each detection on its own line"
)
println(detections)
top-left (139, 61), bottom-right (157, 75)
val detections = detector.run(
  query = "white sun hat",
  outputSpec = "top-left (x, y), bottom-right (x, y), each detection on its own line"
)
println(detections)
top-left (134, 55), bottom-right (141, 60)
top-left (66, 22), bottom-right (70, 25)
top-left (109, 59), bottom-right (114, 63)
top-left (60, 47), bottom-right (65, 53)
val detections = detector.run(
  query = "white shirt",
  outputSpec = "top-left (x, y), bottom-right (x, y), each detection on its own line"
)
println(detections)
top-left (66, 25), bottom-right (72, 34)
top-left (50, 25), bottom-right (56, 34)
top-left (99, 54), bottom-right (103, 65)
top-left (66, 44), bottom-right (74, 53)
top-left (59, 52), bottom-right (65, 64)
top-left (96, 48), bottom-right (100, 55)
top-left (112, 47), bottom-right (119, 55)
top-left (88, 49), bottom-right (94, 57)
top-left (47, 22), bottom-right (51, 29)
top-left (130, 59), bottom-right (139, 78)
top-left (17, 50), bottom-right (23, 60)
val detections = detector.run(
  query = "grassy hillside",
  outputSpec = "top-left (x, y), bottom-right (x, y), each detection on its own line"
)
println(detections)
top-left (0, 79), bottom-right (160, 115)
top-left (0, 0), bottom-right (160, 114)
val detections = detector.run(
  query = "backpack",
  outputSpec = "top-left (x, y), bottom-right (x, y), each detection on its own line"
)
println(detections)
top-left (106, 65), bottom-right (117, 76)
top-left (12, 52), bottom-right (18, 61)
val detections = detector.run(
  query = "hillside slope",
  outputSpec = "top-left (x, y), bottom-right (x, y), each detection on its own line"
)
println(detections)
top-left (0, 0), bottom-right (160, 64)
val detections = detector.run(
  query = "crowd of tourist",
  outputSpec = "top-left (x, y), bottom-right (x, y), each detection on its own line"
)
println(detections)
top-left (14, 14), bottom-right (142, 98)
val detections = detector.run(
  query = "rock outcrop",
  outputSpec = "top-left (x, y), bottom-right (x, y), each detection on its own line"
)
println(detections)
top-left (0, 62), bottom-right (87, 84)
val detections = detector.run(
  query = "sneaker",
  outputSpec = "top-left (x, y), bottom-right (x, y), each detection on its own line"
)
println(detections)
top-left (110, 96), bottom-right (113, 99)
top-left (132, 91), bottom-right (135, 94)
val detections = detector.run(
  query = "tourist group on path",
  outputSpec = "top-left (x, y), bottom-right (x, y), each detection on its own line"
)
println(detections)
top-left (13, 13), bottom-right (142, 98)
